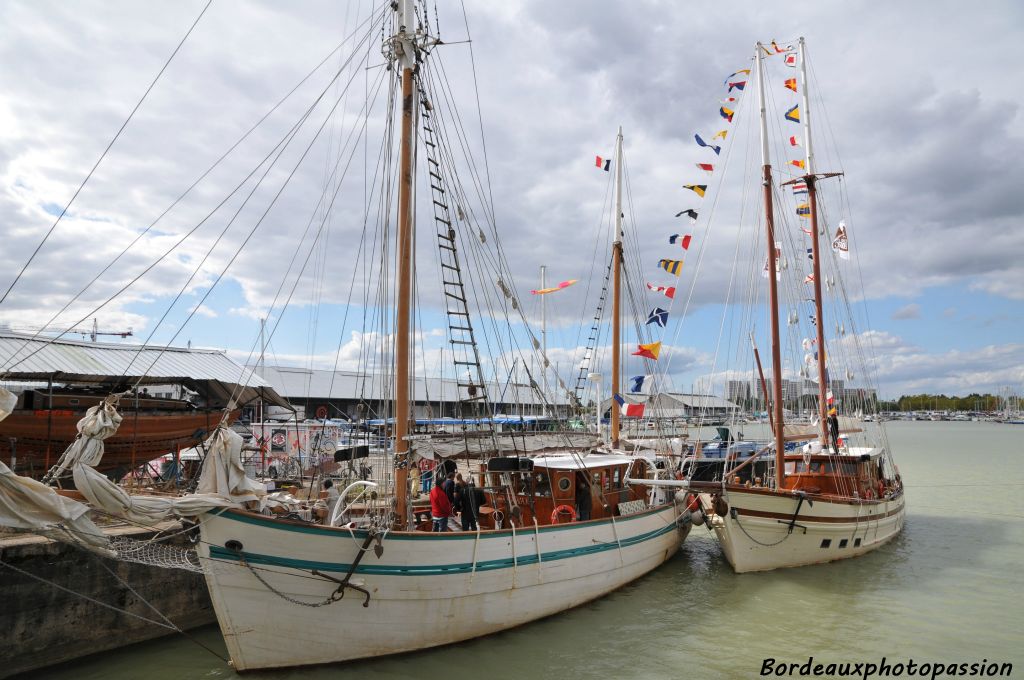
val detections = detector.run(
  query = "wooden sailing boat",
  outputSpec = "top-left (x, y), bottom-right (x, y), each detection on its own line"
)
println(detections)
top-left (0, 331), bottom-right (271, 478)
top-left (684, 39), bottom-right (905, 573)
top-left (193, 3), bottom-right (688, 670)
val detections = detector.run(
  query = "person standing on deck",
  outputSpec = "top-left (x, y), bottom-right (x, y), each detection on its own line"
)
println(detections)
top-left (441, 470), bottom-right (456, 502)
top-left (576, 471), bottom-right (592, 521)
top-left (430, 480), bottom-right (453, 532)
top-left (458, 481), bottom-right (485, 531)
top-left (418, 458), bottom-right (435, 495)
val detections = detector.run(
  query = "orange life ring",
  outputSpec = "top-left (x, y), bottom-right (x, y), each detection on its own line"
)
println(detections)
top-left (686, 494), bottom-right (700, 512)
top-left (315, 405), bottom-right (328, 419)
top-left (551, 504), bottom-right (576, 523)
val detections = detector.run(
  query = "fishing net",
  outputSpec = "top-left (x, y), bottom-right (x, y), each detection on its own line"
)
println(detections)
top-left (109, 535), bottom-right (204, 573)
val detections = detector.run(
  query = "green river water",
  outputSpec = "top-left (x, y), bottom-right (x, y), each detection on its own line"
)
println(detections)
top-left (33, 421), bottom-right (1024, 679)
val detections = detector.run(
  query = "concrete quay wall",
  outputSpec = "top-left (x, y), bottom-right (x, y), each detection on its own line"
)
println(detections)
top-left (0, 527), bottom-right (214, 678)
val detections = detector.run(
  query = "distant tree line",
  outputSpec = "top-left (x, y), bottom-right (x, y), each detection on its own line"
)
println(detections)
top-left (877, 393), bottom-right (1008, 412)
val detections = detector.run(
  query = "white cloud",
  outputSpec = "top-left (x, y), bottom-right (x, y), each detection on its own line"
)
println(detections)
top-left (1, 0), bottom-right (1021, 402)
top-left (891, 304), bottom-right (921, 321)
top-left (836, 331), bottom-right (1024, 398)
top-left (189, 303), bottom-right (218, 318)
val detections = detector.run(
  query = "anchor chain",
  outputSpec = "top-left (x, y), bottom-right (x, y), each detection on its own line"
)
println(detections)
top-left (229, 531), bottom-right (379, 608)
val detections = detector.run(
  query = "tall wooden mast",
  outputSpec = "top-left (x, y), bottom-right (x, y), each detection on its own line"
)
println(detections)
top-left (393, 0), bottom-right (417, 528)
top-left (798, 37), bottom-right (830, 446)
top-left (610, 127), bottom-right (624, 449)
top-left (540, 264), bottom-right (547, 417)
top-left (755, 44), bottom-right (786, 488)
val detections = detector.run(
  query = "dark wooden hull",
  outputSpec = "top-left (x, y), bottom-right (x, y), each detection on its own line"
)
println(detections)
top-left (0, 409), bottom-right (239, 478)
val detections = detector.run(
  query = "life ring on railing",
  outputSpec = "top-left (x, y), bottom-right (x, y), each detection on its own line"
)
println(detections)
top-left (686, 494), bottom-right (700, 512)
top-left (315, 405), bottom-right (329, 420)
top-left (551, 505), bottom-right (576, 523)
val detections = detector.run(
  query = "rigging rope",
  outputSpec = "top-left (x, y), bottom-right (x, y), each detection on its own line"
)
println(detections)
top-left (0, 9), bottom-right (381, 378)
top-left (0, 0), bottom-right (214, 309)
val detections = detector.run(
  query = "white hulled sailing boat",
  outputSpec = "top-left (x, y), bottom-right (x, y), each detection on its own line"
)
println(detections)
top-left (184, 4), bottom-right (689, 669)
top-left (683, 39), bottom-right (905, 573)
top-left (0, 3), bottom-right (692, 670)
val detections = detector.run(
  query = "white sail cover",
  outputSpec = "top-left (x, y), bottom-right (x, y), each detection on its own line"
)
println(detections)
top-left (0, 387), bottom-right (264, 551)
top-left (46, 398), bottom-right (123, 481)
top-left (195, 427), bottom-right (266, 502)
top-left (0, 387), bottom-right (112, 554)
top-left (73, 426), bottom-right (264, 525)
top-left (411, 432), bottom-right (599, 459)
top-left (0, 387), bottom-right (14, 421)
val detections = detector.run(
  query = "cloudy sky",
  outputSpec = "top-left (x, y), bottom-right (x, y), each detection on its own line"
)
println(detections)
top-left (0, 0), bottom-right (1021, 401)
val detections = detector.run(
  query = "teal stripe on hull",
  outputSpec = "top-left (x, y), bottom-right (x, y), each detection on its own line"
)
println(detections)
top-left (208, 504), bottom-right (671, 539)
top-left (208, 523), bottom-right (679, 577)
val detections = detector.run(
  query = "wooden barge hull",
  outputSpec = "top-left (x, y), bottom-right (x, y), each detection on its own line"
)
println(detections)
top-left (0, 409), bottom-right (237, 477)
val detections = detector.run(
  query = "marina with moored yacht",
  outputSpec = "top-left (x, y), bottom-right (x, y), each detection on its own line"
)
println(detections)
top-left (0, 2), bottom-right (1021, 678)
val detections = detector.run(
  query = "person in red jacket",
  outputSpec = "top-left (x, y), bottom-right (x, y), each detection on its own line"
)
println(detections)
top-left (430, 482), bottom-right (453, 532)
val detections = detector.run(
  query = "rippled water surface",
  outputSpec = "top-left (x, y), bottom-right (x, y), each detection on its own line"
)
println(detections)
top-left (39, 422), bottom-right (1024, 679)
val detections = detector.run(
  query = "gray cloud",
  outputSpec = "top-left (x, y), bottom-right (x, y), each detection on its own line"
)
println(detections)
top-left (891, 304), bottom-right (921, 320)
top-left (1, 0), bottom-right (1022, 399)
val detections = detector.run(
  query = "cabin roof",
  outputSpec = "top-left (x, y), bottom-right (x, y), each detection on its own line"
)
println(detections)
top-left (785, 446), bottom-right (884, 461)
top-left (532, 453), bottom-right (637, 470)
top-left (0, 331), bottom-right (289, 409)
top-left (601, 392), bottom-right (738, 415)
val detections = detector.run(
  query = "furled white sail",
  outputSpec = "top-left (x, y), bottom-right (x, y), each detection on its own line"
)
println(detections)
top-left (0, 387), bottom-right (112, 554)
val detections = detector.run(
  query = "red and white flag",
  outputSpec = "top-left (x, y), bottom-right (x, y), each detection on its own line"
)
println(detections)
top-left (646, 282), bottom-right (676, 299)
top-left (623, 402), bottom-right (646, 417)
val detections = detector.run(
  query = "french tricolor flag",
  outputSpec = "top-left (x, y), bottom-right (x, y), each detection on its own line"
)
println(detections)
top-left (613, 393), bottom-right (646, 418)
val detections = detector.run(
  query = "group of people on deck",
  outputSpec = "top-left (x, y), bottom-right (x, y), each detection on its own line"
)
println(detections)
top-left (429, 470), bottom-right (486, 532)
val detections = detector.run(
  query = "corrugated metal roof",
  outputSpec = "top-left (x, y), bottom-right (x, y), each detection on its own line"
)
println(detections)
top-left (655, 393), bottom-right (738, 409)
top-left (254, 365), bottom-right (568, 407)
top-left (602, 392), bottom-right (739, 413)
top-left (0, 332), bottom-right (288, 408)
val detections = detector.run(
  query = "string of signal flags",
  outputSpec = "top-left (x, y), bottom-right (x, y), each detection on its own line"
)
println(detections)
top-left (607, 41), bottom-right (850, 413)
top-left (639, 40), bottom-right (806, 364)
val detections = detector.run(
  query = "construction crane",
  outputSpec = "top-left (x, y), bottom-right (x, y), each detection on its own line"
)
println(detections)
top-left (71, 318), bottom-right (133, 342)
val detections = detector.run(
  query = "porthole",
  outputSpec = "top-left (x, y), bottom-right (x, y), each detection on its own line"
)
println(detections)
top-left (854, 537), bottom-right (862, 547)
top-left (557, 476), bottom-right (571, 492)
top-left (820, 539), bottom-right (831, 548)
top-left (839, 539), bottom-right (849, 549)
